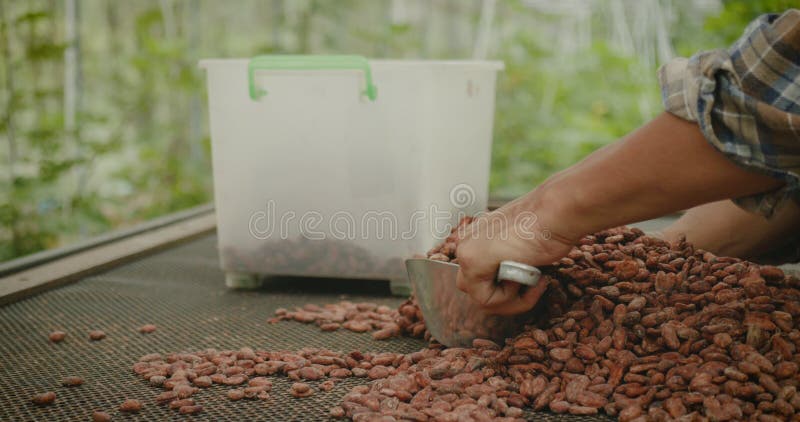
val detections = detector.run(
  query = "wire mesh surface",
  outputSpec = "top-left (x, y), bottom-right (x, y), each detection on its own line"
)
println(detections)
top-left (0, 234), bottom-right (612, 421)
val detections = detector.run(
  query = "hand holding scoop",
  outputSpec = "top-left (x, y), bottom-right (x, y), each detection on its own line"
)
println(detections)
top-left (405, 258), bottom-right (543, 347)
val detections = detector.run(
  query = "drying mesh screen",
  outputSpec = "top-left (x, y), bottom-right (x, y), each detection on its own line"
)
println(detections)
top-left (0, 234), bottom-right (610, 421)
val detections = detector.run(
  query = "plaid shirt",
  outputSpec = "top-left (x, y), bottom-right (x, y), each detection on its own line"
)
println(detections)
top-left (659, 9), bottom-right (800, 217)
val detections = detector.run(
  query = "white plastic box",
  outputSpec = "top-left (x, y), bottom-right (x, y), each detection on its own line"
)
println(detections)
top-left (200, 56), bottom-right (503, 287)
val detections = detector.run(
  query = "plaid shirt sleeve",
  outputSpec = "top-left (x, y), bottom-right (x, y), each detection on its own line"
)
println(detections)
top-left (658, 9), bottom-right (800, 217)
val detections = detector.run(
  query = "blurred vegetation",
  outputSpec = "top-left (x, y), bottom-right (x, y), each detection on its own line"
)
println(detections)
top-left (0, 0), bottom-right (794, 261)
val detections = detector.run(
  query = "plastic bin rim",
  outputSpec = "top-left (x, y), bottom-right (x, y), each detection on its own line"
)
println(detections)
top-left (198, 58), bottom-right (505, 71)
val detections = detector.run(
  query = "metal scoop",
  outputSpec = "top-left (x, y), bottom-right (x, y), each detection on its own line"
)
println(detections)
top-left (404, 259), bottom-right (542, 347)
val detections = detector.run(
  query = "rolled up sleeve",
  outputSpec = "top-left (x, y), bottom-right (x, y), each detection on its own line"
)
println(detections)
top-left (658, 9), bottom-right (800, 217)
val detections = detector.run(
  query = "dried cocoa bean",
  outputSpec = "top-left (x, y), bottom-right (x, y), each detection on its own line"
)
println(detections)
top-left (320, 322), bottom-right (341, 331)
top-left (48, 331), bottom-right (66, 343)
top-left (61, 376), bottom-right (84, 387)
top-left (169, 398), bottom-right (194, 409)
top-left (193, 375), bottom-right (212, 388)
top-left (31, 392), bottom-right (56, 406)
top-left (88, 330), bottom-right (106, 341)
top-left (119, 399), bottom-right (142, 413)
top-left (91, 411), bottom-right (111, 422)
top-left (291, 382), bottom-right (314, 398)
top-left (330, 406), bottom-right (346, 418)
top-left (179, 405), bottom-right (203, 414)
top-left (156, 390), bottom-right (178, 403)
top-left (368, 365), bottom-right (390, 380)
top-left (173, 384), bottom-right (196, 399)
top-left (297, 366), bottom-right (323, 381)
top-left (320, 380), bottom-right (336, 392)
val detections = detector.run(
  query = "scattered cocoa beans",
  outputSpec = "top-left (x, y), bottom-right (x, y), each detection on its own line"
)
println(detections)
top-left (134, 344), bottom-right (531, 420)
top-left (31, 392), bottom-right (55, 406)
top-left (118, 399), bottom-right (141, 413)
top-left (48, 331), bottom-right (66, 343)
top-left (273, 299), bottom-right (426, 341)
top-left (128, 225), bottom-right (800, 421)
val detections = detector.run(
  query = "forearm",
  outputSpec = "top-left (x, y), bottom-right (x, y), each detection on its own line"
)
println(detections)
top-left (525, 112), bottom-right (784, 241)
top-left (662, 199), bottom-right (800, 259)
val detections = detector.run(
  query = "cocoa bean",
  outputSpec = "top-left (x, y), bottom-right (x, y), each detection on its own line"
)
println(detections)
top-left (169, 398), bottom-right (194, 409)
top-left (91, 411), bottom-right (111, 422)
top-left (227, 389), bottom-right (245, 401)
top-left (291, 382), bottom-right (314, 398)
top-left (156, 390), bottom-right (178, 404)
top-left (193, 375), bottom-right (212, 388)
top-left (368, 365), bottom-right (390, 380)
top-left (88, 330), bottom-right (106, 341)
top-left (31, 392), bottom-right (56, 406)
top-left (48, 331), bottom-right (66, 343)
top-left (320, 380), bottom-right (336, 392)
top-left (61, 376), bottom-right (84, 387)
top-left (179, 405), bottom-right (203, 414)
top-left (330, 406), bottom-right (346, 418)
top-left (119, 399), bottom-right (142, 413)
top-left (618, 405), bottom-right (642, 422)
top-left (549, 348), bottom-right (572, 362)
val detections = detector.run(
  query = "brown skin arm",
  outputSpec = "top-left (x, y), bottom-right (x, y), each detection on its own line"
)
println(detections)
top-left (661, 199), bottom-right (800, 261)
top-left (455, 112), bottom-right (784, 315)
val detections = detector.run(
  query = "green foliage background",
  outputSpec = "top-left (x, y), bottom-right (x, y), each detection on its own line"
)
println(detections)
top-left (0, 0), bottom-right (794, 261)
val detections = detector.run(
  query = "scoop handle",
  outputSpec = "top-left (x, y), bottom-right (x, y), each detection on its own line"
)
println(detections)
top-left (497, 261), bottom-right (541, 286)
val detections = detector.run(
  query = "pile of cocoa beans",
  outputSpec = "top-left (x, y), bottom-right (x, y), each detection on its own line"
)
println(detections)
top-left (421, 223), bottom-right (800, 420)
top-left (136, 223), bottom-right (800, 421)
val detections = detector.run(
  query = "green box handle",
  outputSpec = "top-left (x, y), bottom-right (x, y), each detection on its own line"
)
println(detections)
top-left (248, 55), bottom-right (378, 101)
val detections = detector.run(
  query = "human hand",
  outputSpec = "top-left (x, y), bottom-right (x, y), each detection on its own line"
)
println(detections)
top-left (454, 195), bottom-right (575, 315)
